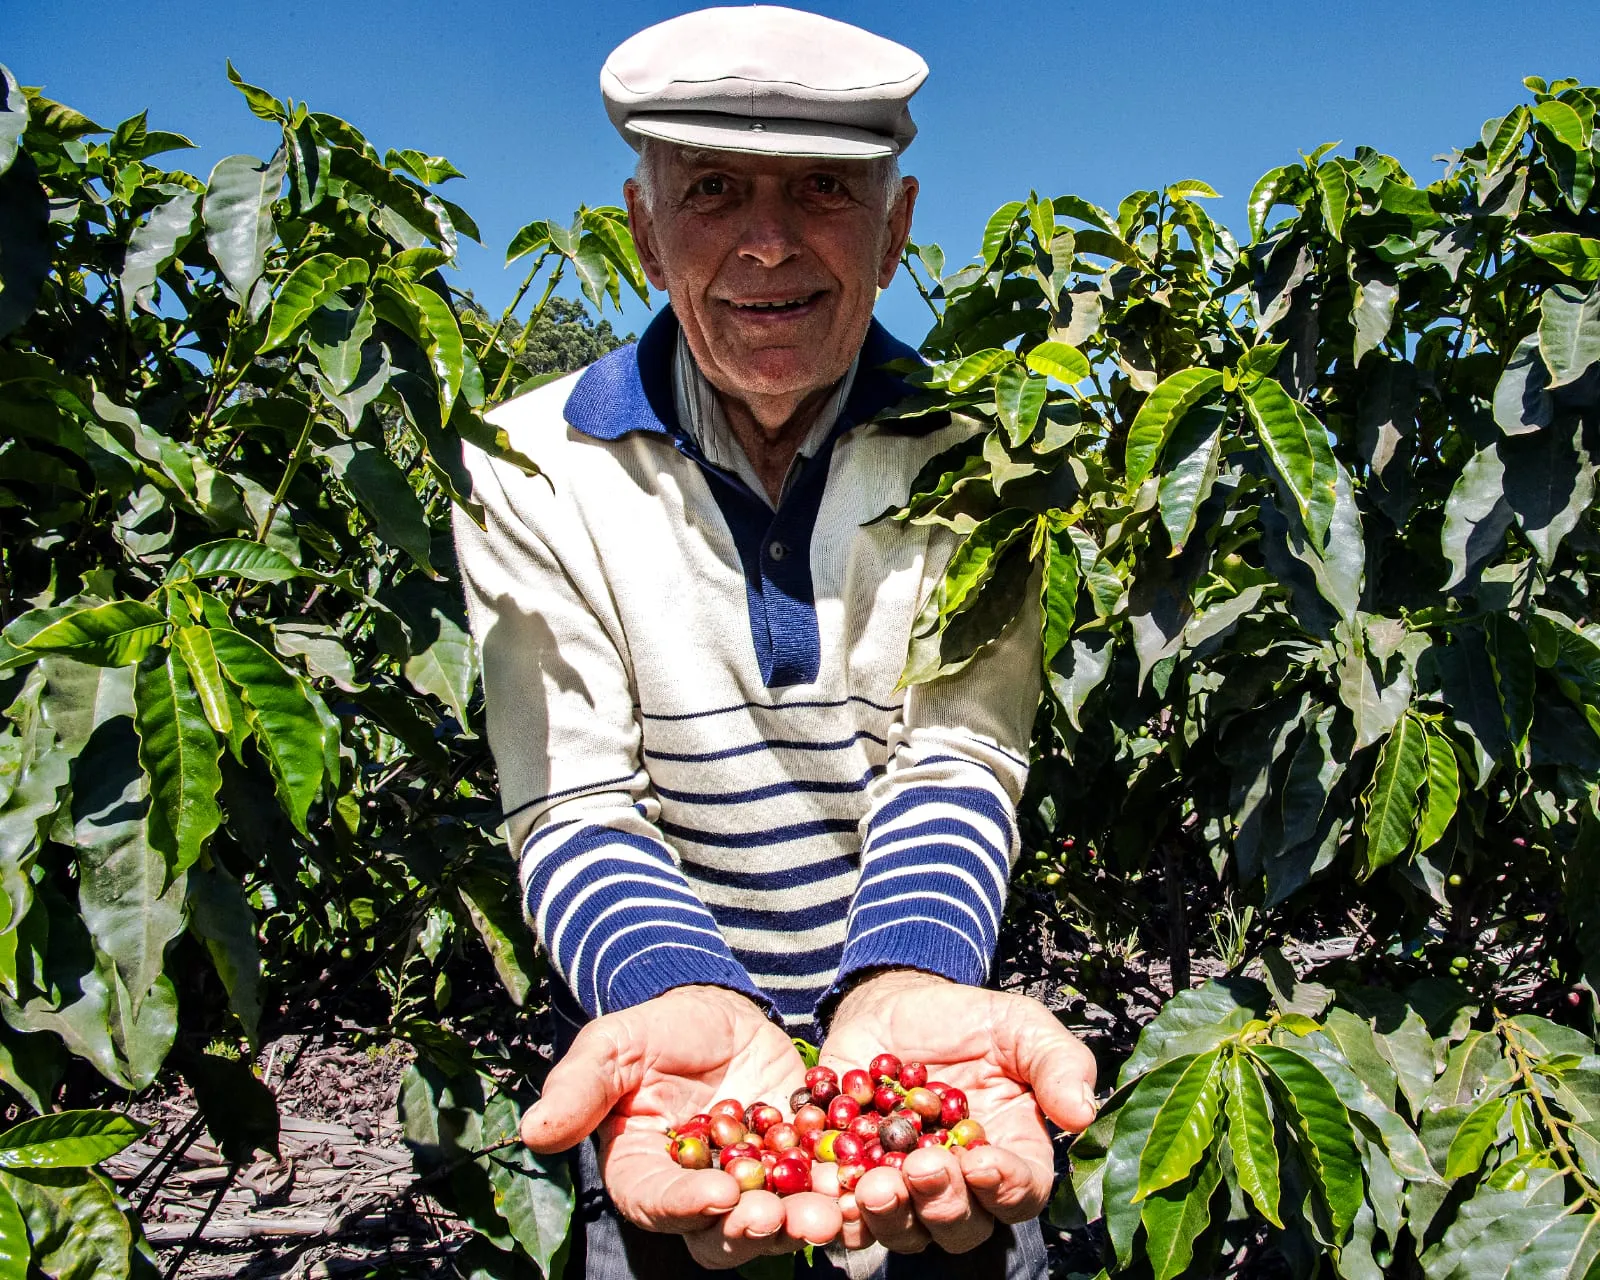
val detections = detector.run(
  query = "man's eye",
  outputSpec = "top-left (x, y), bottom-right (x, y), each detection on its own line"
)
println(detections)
top-left (690, 175), bottom-right (727, 197)
top-left (810, 175), bottom-right (843, 196)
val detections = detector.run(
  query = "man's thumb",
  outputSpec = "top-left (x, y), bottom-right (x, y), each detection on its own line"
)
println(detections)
top-left (520, 1026), bottom-right (631, 1152)
top-left (1009, 1006), bottom-right (1099, 1134)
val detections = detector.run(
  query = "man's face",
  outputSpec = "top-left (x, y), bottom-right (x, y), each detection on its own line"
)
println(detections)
top-left (624, 147), bottom-right (917, 424)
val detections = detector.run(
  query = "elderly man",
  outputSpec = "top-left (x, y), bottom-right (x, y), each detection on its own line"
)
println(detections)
top-left (454, 7), bottom-right (1097, 1276)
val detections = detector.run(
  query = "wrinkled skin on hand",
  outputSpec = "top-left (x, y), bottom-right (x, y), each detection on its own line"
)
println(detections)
top-left (519, 985), bottom-right (841, 1270)
top-left (818, 970), bottom-right (1098, 1255)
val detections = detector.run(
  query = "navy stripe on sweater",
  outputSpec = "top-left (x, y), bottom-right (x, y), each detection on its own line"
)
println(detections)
top-left (639, 694), bottom-right (903, 722)
top-left (644, 730), bottom-right (885, 764)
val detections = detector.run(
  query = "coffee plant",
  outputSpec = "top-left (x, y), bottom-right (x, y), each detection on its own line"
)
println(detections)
top-left (0, 61), bottom-right (641, 1277)
top-left (2, 48), bottom-right (1599, 1278)
top-left (896, 75), bottom-right (1600, 1277)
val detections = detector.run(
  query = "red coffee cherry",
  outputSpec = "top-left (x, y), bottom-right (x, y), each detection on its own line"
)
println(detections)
top-left (709, 1115), bottom-right (747, 1148)
top-left (848, 1114), bottom-right (880, 1142)
top-left (836, 1161), bottom-right (867, 1192)
top-left (938, 1089), bottom-right (969, 1129)
top-left (918, 1130), bottom-right (948, 1149)
top-left (881, 1150), bottom-right (907, 1171)
top-left (710, 1099), bottom-right (745, 1121)
top-left (719, 1141), bottom-right (760, 1168)
top-left (899, 1061), bottom-right (929, 1089)
top-left (791, 1086), bottom-right (816, 1113)
top-left (832, 1131), bottom-right (865, 1165)
top-left (862, 1140), bottom-right (884, 1167)
top-left (764, 1123), bottom-right (800, 1153)
top-left (805, 1066), bottom-right (838, 1091)
top-left (873, 1085), bottom-right (899, 1115)
top-left (749, 1104), bottom-right (784, 1136)
top-left (841, 1069), bottom-right (874, 1107)
top-left (827, 1095), bottom-right (861, 1129)
top-left (869, 1054), bottom-right (902, 1083)
top-left (809, 1078), bottom-right (841, 1107)
top-left (904, 1087), bottom-right (942, 1121)
top-left (793, 1104), bottom-right (828, 1137)
top-left (926, 1081), bottom-right (952, 1099)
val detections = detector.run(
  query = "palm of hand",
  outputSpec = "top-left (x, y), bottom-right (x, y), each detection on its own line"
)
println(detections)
top-left (821, 987), bottom-right (1053, 1177)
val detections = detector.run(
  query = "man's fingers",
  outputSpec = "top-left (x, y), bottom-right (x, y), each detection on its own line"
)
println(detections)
top-left (958, 1143), bottom-right (1052, 1224)
top-left (838, 1193), bottom-right (871, 1251)
top-left (605, 1140), bottom-right (742, 1233)
top-left (1003, 1002), bottom-right (1100, 1134)
top-left (520, 1020), bottom-right (638, 1152)
top-left (901, 1146), bottom-right (994, 1254)
top-left (683, 1191), bottom-right (841, 1269)
top-left (855, 1167), bottom-right (930, 1253)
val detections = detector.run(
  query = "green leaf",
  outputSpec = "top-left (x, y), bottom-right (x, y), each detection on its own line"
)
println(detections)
top-left (322, 441), bottom-right (437, 576)
top-left (1441, 444), bottom-right (1513, 590)
top-left (0, 1178), bottom-right (25, 1280)
top-left (1248, 165), bottom-right (1291, 241)
top-left (1125, 368), bottom-right (1223, 488)
top-left (482, 1092), bottom-right (574, 1275)
top-left (1485, 105), bottom-right (1531, 173)
top-left (226, 60), bottom-right (285, 121)
top-left (1500, 417), bottom-right (1597, 568)
top-left (1533, 98), bottom-right (1591, 152)
top-left (171, 539), bottom-right (301, 584)
top-left (1140, 1148), bottom-right (1223, 1280)
top-left (1538, 282), bottom-right (1600, 388)
top-left (0, 1168), bottom-right (133, 1279)
top-left (945, 349), bottom-right (1012, 393)
top-left (1350, 258), bottom-right (1398, 364)
top-left (1445, 1093), bottom-right (1508, 1179)
top-left (261, 253), bottom-right (370, 351)
top-left (10, 600), bottom-right (166, 667)
top-left (120, 190), bottom-right (200, 315)
top-left (1121, 979), bottom-right (1272, 1083)
top-left (1251, 1045), bottom-right (1363, 1241)
top-left (980, 201), bottom-right (1025, 267)
top-left (73, 712), bottom-right (188, 1016)
top-left (175, 1048), bottom-right (279, 1164)
top-left (1223, 1050), bottom-right (1283, 1227)
top-left (0, 65), bottom-right (25, 179)
top-left (1494, 333), bottom-right (1553, 437)
top-left (1360, 711), bottom-right (1428, 876)
top-left (1316, 160), bottom-right (1354, 240)
top-left (504, 220), bottom-right (551, 266)
top-left (994, 363), bottom-right (1047, 446)
top-left (0, 1110), bottom-right (147, 1168)
top-left (133, 651), bottom-right (221, 876)
top-left (202, 150), bottom-right (287, 302)
top-left (385, 580), bottom-right (478, 726)
top-left (1522, 233), bottom-right (1600, 282)
top-left (186, 862), bottom-right (262, 1042)
top-left (1039, 522), bottom-right (1079, 670)
top-left (1103, 1054), bottom-right (1201, 1266)
top-left (1486, 614), bottom-right (1536, 754)
top-left (407, 281), bottom-right (465, 418)
top-left (210, 627), bottom-right (328, 833)
top-left (1244, 377), bottom-right (1337, 547)
top-left (1157, 403), bottom-right (1225, 554)
top-left (173, 625), bottom-right (231, 736)
top-left (306, 298), bottom-right (377, 393)
top-left (0, 150), bottom-right (51, 341)
top-left (1136, 1048), bottom-right (1224, 1199)
top-left (457, 869), bottom-right (539, 1007)
top-left (1025, 340), bottom-right (1090, 383)
top-left (1415, 724), bottom-right (1460, 857)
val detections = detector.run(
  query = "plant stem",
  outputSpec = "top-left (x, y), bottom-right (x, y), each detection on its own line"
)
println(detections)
top-left (255, 412), bottom-right (317, 542)
top-left (901, 252), bottom-right (941, 320)
top-left (1500, 1013), bottom-right (1600, 1208)
top-left (477, 253), bottom-right (548, 360)
top-left (490, 261), bottom-right (565, 403)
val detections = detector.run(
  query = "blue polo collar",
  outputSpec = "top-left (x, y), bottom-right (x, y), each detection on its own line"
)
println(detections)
top-left (562, 305), bottom-right (924, 447)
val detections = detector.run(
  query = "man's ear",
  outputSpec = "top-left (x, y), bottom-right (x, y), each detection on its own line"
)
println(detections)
top-left (878, 176), bottom-right (919, 290)
top-left (623, 178), bottom-right (669, 292)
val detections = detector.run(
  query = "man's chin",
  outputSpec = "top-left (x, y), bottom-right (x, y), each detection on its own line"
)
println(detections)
top-left (707, 346), bottom-right (853, 403)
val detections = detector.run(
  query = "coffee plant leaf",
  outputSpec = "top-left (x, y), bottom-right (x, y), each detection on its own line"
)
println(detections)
top-left (1139, 1146), bottom-right (1222, 1280)
top-left (0, 1167), bottom-right (134, 1280)
top-left (1135, 1047), bottom-right (1224, 1199)
top-left (261, 253), bottom-right (370, 352)
top-left (1358, 710), bottom-right (1428, 877)
top-left (184, 862), bottom-right (262, 1042)
top-left (1124, 368), bottom-right (1224, 489)
top-left (210, 627), bottom-right (329, 833)
top-left (0, 1110), bottom-right (145, 1169)
top-left (1103, 1054), bottom-right (1200, 1266)
top-left (1251, 1045), bottom-right (1363, 1241)
top-left (1500, 417), bottom-right (1597, 568)
top-left (10, 601), bottom-right (166, 669)
top-left (132, 650), bottom-right (221, 876)
top-left (483, 1091), bottom-right (574, 1276)
top-left (1156, 403), bottom-right (1226, 554)
top-left (202, 150), bottom-right (286, 302)
top-left (1025, 339), bottom-right (1090, 384)
top-left (119, 190), bottom-right (201, 317)
top-left (1121, 979), bottom-right (1271, 1083)
top-left (1243, 377), bottom-right (1338, 547)
top-left (1492, 333), bottom-right (1552, 437)
top-left (993, 362), bottom-right (1047, 446)
top-left (0, 1177), bottom-right (24, 1280)
top-left (1222, 1050), bottom-right (1283, 1227)
top-left (1521, 232), bottom-right (1600, 281)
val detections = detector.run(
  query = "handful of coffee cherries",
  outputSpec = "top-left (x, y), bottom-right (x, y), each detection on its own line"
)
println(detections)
top-left (665, 1054), bottom-right (987, 1197)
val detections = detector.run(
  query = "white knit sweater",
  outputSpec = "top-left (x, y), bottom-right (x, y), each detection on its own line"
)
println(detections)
top-left (453, 307), bottom-right (1041, 1036)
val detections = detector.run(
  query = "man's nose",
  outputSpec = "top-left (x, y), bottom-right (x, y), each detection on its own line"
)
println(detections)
top-left (735, 180), bottom-right (803, 268)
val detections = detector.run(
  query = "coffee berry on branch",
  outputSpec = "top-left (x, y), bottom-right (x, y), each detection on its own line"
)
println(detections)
top-left (664, 1056), bottom-right (986, 1196)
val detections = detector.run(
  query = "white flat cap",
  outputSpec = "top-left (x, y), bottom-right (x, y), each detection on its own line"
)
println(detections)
top-left (601, 6), bottom-right (927, 159)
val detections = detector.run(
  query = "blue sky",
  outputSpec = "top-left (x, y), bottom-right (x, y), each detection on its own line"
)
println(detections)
top-left (11, 1), bottom-right (1600, 341)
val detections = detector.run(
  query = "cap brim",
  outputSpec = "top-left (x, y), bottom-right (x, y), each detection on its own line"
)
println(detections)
top-left (624, 112), bottom-right (897, 159)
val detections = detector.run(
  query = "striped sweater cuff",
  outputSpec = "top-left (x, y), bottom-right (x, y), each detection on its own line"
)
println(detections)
top-left (826, 777), bottom-right (1014, 1004)
top-left (522, 820), bottom-right (773, 1019)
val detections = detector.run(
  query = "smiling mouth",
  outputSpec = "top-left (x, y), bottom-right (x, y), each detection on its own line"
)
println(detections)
top-left (725, 291), bottom-right (826, 313)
